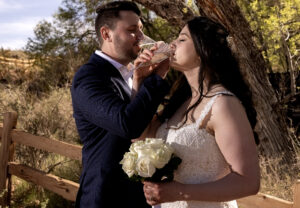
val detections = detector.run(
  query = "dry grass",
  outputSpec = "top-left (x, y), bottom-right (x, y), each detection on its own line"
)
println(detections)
top-left (259, 153), bottom-right (299, 201)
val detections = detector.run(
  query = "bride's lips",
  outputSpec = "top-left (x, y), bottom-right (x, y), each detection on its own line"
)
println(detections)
top-left (170, 52), bottom-right (176, 62)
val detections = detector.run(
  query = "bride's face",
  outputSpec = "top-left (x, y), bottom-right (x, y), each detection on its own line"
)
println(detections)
top-left (170, 26), bottom-right (200, 71)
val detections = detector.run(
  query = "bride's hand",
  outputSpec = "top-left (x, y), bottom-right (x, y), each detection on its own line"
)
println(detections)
top-left (131, 114), bottom-right (162, 143)
top-left (143, 181), bottom-right (184, 206)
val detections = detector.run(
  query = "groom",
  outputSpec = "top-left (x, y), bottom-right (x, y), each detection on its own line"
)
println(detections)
top-left (71, 1), bottom-right (169, 208)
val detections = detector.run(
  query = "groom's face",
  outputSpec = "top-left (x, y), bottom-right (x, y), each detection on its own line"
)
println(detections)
top-left (111, 11), bottom-right (143, 62)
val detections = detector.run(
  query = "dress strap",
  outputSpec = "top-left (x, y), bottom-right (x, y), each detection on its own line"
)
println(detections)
top-left (195, 91), bottom-right (234, 127)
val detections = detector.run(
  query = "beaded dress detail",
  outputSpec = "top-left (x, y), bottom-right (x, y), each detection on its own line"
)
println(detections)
top-left (156, 91), bottom-right (238, 208)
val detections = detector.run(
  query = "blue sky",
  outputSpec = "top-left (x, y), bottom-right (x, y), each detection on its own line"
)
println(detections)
top-left (0, 0), bottom-right (63, 50)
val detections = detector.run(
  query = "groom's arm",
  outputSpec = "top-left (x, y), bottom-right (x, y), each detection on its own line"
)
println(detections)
top-left (71, 67), bottom-right (169, 139)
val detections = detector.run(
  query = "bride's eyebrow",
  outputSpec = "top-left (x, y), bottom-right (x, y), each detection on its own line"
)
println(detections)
top-left (179, 33), bottom-right (189, 38)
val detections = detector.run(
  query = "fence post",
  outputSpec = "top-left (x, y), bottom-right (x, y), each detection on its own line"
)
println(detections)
top-left (0, 112), bottom-right (18, 207)
top-left (294, 180), bottom-right (300, 208)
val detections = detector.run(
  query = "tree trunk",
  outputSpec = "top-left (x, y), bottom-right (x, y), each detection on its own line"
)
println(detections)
top-left (133, 0), bottom-right (297, 163)
top-left (133, 0), bottom-right (194, 27)
top-left (280, 33), bottom-right (297, 96)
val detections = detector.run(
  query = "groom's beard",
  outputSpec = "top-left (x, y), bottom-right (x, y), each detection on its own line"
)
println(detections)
top-left (114, 36), bottom-right (139, 62)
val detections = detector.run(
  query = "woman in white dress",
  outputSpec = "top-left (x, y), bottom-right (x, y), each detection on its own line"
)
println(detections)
top-left (135, 17), bottom-right (260, 208)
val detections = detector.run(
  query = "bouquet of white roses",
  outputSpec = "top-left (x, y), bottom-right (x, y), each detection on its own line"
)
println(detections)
top-left (120, 138), bottom-right (181, 182)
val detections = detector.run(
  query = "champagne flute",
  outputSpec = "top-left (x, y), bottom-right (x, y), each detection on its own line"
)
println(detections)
top-left (135, 35), bottom-right (172, 69)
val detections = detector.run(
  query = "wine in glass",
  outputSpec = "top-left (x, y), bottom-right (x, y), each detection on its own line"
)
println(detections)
top-left (136, 35), bottom-right (172, 68)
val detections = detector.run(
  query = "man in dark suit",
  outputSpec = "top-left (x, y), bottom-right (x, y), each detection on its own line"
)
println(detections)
top-left (71, 1), bottom-right (169, 207)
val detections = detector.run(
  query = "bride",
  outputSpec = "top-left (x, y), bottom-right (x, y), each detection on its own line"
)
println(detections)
top-left (134, 17), bottom-right (260, 208)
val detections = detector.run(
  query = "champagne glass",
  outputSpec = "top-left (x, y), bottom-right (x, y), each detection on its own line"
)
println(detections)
top-left (138, 35), bottom-right (157, 50)
top-left (135, 35), bottom-right (172, 69)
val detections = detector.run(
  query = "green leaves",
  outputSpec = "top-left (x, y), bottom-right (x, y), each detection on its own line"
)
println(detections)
top-left (237, 0), bottom-right (300, 73)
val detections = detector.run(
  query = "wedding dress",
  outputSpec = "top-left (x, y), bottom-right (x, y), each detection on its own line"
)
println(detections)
top-left (155, 91), bottom-right (238, 208)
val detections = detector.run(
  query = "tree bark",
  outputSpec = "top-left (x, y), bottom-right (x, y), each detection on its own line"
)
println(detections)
top-left (134, 0), bottom-right (194, 27)
top-left (133, 0), bottom-right (297, 163)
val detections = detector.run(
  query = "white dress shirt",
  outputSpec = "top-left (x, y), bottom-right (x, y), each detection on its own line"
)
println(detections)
top-left (95, 50), bottom-right (133, 90)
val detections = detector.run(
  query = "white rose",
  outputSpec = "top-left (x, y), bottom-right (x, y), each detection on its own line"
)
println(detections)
top-left (136, 156), bottom-right (156, 178)
top-left (143, 139), bottom-right (173, 168)
top-left (145, 138), bottom-right (164, 144)
top-left (120, 152), bottom-right (137, 178)
top-left (134, 138), bottom-right (164, 156)
top-left (129, 140), bottom-right (144, 154)
top-left (149, 144), bottom-right (173, 169)
top-left (134, 138), bottom-right (173, 169)
top-left (134, 144), bottom-right (152, 157)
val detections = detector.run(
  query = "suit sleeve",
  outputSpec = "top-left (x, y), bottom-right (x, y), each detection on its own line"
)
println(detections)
top-left (71, 69), bottom-right (169, 139)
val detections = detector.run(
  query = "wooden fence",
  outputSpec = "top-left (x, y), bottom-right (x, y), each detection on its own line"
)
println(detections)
top-left (0, 56), bottom-right (34, 68)
top-left (0, 112), bottom-right (299, 207)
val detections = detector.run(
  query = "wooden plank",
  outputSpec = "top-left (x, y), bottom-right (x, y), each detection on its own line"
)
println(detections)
top-left (0, 56), bottom-right (35, 63)
top-left (0, 112), bottom-right (18, 206)
top-left (294, 180), bottom-right (300, 208)
top-left (0, 126), bottom-right (2, 142)
top-left (237, 192), bottom-right (293, 208)
top-left (8, 162), bottom-right (79, 202)
top-left (7, 133), bottom-right (16, 207)
top-left (11, 130), bottom-right (82, 161)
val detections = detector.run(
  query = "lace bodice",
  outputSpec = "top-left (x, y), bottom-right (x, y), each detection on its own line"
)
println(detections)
top-left (155, 91), bottom-right (238, 208)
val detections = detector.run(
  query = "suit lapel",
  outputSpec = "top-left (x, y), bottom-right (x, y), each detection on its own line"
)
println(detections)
top-left (110, 77), bottom-right (131, 100)
top-left (88, 53), bottom-right (132, 101)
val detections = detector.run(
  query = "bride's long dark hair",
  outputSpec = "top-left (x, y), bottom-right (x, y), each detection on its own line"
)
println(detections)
top-left (160, 17), bottom-right (259, 144)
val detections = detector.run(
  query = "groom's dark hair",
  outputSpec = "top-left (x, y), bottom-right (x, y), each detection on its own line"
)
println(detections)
top-left (95, 1), bottom-right (141, 46)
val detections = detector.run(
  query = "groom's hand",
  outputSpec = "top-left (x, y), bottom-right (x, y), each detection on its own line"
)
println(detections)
top-left (133, 47), bottom-right (157, 80)
top-left (132, 62), bottom-right (157, 98)
top-left (133, 45), bottom-right (169, 80)
top-left (132, 47), bottom-right (160, 96)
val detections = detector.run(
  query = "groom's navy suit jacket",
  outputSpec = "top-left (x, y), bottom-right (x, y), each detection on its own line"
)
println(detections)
top-left (71, 53), bottom-right (169, 208)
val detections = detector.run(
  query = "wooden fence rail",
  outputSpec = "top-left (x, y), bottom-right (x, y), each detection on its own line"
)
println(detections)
top-left (0, 112), bottom-right (299, 207)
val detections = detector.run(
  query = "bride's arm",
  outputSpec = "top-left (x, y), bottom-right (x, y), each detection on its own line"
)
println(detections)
top-left (132, 112), bottom-right (163, 142)
top-left (143, 96), bottom-right (260, 205)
